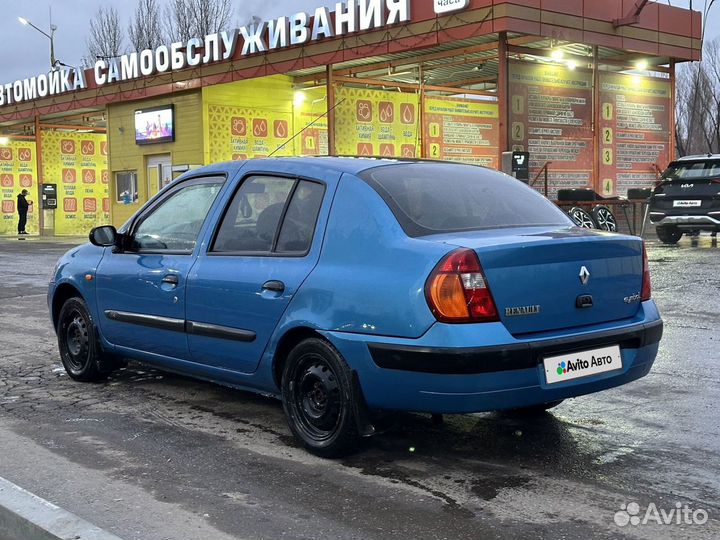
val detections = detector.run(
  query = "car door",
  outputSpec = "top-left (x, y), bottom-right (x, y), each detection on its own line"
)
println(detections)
top-left (185, 170), bottom-right (332, 373)
top-left (95, 176), bottom-right (225, 360)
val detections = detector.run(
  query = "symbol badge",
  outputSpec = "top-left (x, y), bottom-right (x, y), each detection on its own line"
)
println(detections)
top-left (579, 266), bottom-right (590, 285)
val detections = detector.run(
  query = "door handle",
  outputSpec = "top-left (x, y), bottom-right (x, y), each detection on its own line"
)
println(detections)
top-left (261, 280), bottom-right (285, 293)
top-left (162, 274), bottom-right (179, 286)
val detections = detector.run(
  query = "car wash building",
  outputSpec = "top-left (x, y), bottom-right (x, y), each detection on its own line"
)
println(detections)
top-left (0, 0), bottom-right (702, 236)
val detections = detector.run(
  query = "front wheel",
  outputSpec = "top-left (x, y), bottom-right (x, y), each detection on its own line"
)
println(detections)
top-left (656, 226), bottom-right (682, 245)
top-left (281, 338), bottom-right (360, 457)
top-left (57, 297), bottom-right (117, 382)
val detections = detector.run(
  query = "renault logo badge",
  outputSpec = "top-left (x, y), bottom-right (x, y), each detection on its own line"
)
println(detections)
top-left (579, 266), bottom-right (590, 285)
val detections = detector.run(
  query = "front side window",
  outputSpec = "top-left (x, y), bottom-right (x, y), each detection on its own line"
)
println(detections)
top-left (131, 180), bottom-right (223, 252)
top-left (212, 176), bottom-right (324, 254)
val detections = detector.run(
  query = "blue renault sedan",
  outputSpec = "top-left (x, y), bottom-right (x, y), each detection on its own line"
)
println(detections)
top-left (48, 158), bottom-right (662, 456)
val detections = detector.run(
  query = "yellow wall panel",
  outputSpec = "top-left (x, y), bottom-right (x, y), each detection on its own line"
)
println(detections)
top-left (41, 132), bottom-right (110, 236)
top-left (0, 141), bottom-right (38, 235)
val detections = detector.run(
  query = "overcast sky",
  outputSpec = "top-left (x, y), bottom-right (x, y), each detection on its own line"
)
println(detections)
top-left (0, 0), bottom-right (717, 83)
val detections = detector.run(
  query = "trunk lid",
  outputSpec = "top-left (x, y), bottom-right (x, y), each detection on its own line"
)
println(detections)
top-left (423, 227), bottom-right (644, 336)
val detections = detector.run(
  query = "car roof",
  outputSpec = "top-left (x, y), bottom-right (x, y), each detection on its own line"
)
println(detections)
top-left (674, 154), bottom-right (720, 162)
top-left (185, 156), bottom-right (480, 178)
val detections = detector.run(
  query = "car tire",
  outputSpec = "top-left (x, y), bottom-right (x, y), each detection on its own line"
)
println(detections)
top-left (507, 400), bottom-right (564, 415)
top-left (57, 297), bottom-right (117, 382)
top-left (281, 338), bottom-right (360, 458)
top-left (591, 205), bottom-right (618, 232)
top-left (656, 226), bottom-right (683, 245)
top-left (557, 188), bottom-right (597, 202)
top-left (568, 207), bottom-right (598, 229)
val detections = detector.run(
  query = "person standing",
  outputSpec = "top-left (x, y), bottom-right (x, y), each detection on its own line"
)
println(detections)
top-left (17, 189), bottom-right (32, 235)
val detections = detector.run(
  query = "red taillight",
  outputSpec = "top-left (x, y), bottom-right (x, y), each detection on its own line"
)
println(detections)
top-left (641, 242), bottom-right (652, 301)
top-left (425, 249), bottom-right (499, 323)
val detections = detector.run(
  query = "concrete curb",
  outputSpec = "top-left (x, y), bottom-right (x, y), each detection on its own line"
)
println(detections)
top-left (0, 476), bottom-right (123, 540)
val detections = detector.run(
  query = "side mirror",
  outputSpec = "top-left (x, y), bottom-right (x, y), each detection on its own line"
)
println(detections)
top-left (89, 225), bottom-right (118, 247)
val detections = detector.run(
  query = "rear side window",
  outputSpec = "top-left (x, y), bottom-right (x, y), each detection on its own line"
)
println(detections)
top-left (661, 161), bottom-right (720, 180)
top-left (212, 176), bottom-right (324, 254)
top-left (360, 163), bottom-right (571, 237)
top-left (276, 181), bottom-right (325, 253)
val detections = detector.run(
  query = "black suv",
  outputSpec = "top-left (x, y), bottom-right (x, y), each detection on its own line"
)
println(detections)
top-left (649, 155), bottom-right (720, 244)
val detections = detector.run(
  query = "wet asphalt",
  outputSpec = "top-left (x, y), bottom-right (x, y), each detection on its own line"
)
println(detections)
top-left (0, 234), bottom-right (718, 540)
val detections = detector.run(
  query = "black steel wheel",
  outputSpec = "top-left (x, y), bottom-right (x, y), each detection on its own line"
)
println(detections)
top-left (591, 205), bottom-right (617, 232)
top-left (57, 297), bottom-right (112, 381)
top-left (281, 338), bottom-right (360, 457)
top-left (568, 206), bottom-right (597, 229)
top-left (656, 226), bottom-right (683, 245)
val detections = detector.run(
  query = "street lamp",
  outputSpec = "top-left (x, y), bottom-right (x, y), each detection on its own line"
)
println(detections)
top-left (18, 15), bottom-right (58, 69)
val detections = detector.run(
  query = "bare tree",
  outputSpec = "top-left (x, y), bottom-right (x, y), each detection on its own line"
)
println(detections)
top-left (84, 6), bottom-right (124, 66)
top-left (675, 37), bottom-right (720, 156)
top-left (165, 0), bottom-right (194, 43)
top-left (128, 0), bottom-right (165, 52)
top-left (164, 0), bottom-right (234, 42)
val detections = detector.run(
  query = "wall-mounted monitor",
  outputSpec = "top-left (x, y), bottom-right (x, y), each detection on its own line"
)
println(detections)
top-left (134, 105), bottom-right (175, 145)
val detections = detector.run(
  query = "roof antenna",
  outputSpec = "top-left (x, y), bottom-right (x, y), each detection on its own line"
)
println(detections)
top-left (268, 97), bottom-right (346, 158)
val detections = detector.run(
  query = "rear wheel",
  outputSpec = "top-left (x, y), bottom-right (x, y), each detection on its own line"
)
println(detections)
top-left (656, 226), bottom-right (682, 244)
top-left (281, 338), bottom-right (360, 457)
top-left (57, 297), bottom-right (118, 381)
top-left (568, 207), bottom-right (597, 229)
top-left (591, 205), bottom-right (617, 232)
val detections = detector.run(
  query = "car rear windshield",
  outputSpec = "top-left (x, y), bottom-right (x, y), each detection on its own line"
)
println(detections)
top-left (360, 163), bottom-right (572, 237)
top-left (662, 160), bottom-right (720, 180)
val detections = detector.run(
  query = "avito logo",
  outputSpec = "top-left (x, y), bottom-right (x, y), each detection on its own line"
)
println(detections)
top-left (557, 355), bottom-right (614, 376)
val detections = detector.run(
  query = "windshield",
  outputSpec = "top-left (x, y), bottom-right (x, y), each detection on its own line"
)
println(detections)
top-left (661, 160), bottom-right (720, 181)
top-left (360, 163), bottom-right (572, 237)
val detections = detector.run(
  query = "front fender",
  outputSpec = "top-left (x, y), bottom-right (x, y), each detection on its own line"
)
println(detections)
top-left (48, 243), bottom-right (106, 328)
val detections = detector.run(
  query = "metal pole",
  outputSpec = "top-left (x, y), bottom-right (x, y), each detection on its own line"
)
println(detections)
top-left (326, 64), bottom-right (336, 156)
top-left (418, 64), bottom-right (425, 158)
top-left (34, 115), bottom-right (45, 236)
top-left (497, 32), bottom-right (509, 165)
top-left (593, 45), bottom-right (601, 195)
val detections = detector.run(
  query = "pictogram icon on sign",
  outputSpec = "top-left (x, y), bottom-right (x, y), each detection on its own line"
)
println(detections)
top-left (61, 140), bottom-right (76, 154)
top-left (64, 198), bottom-right (78, 212)
top-left (379, 102), bottom-right (394, 124)
top-left (357, 143), bottom-right (373, 156)
top-left (400, 103), bottom-right (415, 125)
top-left (63, 169), bottom-right (77, 184)
top-left (274, 120), bottom-right (288, 138)
top-left (81, 141), bottom-right (95, 155)
top-left (231, 117), bottom-right (247, 136)
top-left (83, 169), bottom-right (96, 184)
top-left (253, 118), bottom-right (268, 137)
top-left (356, 100), bottom-right (372, 122)
top-left (380, 143), bottom-right (395, 157)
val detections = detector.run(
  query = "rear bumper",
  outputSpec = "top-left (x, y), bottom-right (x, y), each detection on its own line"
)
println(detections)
top-left (324, 302), bottom-right (662, 414)
top-left (368, 320), bottom-right (661, 375)
top-left (649, 213), bottom-right (720, 229)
